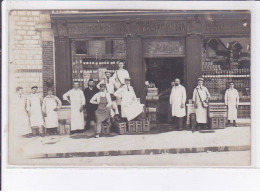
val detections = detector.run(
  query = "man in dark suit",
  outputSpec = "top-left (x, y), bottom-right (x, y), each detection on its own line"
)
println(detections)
top-left (83, 79), bottom-right (99, 130)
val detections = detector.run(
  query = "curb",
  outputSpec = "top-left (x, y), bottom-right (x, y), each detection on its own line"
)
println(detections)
top-left (30, 145), bottom-right (251, 159)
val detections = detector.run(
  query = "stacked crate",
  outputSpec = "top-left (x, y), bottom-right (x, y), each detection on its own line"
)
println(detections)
top-left (101, 123), bottom-right (111, 135)
top-left (126, 120), bottom-right (151, 133)
top-left (113, 121), bottom-right (127, 135)
top-left (208, 103), bottom-right (227, 129)
top-left (146, 87), bottom-right (159, 122)
top-left (142, 120), bottom-right (150, 132)
top-left (127, 121), bottom-right (136, 133)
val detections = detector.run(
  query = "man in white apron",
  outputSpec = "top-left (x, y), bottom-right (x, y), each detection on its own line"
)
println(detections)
top-left (114, 77), bottom-right (143, 121)
top-left (63, 82), bottom-right (86, 135)
top-left (26, 86), bottom-right (45, 136)
top-left (111, 60), bottom-right (130, 116)
top-left (170, 78), bottom-right (187, 130)
top-left (225, 82), bottom-right (239, 127)
top-left (10, 87), bottom-right (30, 137)
top-left (192, 78), bottom-right (211, 130)
top-left (97, 71), bottom-right (119, 120)
top-left (42, 89), bottom-right (62, 135)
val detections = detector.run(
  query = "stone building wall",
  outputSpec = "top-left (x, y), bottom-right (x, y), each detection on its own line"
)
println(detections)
top-left (9, 10), bottom-right (54, 96)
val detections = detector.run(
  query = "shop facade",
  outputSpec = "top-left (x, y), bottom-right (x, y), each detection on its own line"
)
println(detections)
top-left (50, 11), bottom-right (250, 121)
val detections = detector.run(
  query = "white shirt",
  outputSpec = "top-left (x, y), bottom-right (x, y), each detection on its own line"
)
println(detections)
top-left (111, 69), bottom-right (130, 89)
top-left (97, 77), bottom-right (115, 94)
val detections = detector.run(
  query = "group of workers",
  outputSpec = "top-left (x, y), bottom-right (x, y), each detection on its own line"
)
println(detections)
top-left (12, 60), bottom-right (240, 137)
top-left (169, 77), bottom-right (239, 130)
top-left (13, 61), bottom-right (144, 138)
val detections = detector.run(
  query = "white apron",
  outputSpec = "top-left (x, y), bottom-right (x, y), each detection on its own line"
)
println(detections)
top-left (11, 94), bottom-right (30, 136)
top-left (192, 86), bottom-right (210, 123)
top-left (63, 89), bottom-right (86, 131)
top-left (225, 88), bottom-right (239, 120)
top-left (115, 85), bottom-right (143, 121)
top-left (170, 85), bottom-right (186, 118)
top-left (27, 93), bottom-right (45, 127)
top-left (42, 95), bottom-right (62, 128)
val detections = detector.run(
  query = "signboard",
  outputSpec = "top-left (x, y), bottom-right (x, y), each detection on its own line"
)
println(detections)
top-left (144, 40), bottom-right (185, 57)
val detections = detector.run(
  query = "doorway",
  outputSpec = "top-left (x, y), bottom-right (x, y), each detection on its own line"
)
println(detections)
top-left (145, 57), bottom-right (185, 123)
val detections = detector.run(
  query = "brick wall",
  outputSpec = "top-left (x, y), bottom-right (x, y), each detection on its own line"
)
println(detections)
top-left (42, 41), bottom-right (55, 96)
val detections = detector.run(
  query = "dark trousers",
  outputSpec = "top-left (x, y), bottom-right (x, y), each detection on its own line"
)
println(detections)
top-left (174, 117), bottom-right (184, 130)
top-left (85, 108), bottom-right (96, 130)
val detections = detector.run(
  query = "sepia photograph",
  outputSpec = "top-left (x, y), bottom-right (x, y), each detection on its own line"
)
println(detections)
top-left (7, 8), bottom-right (251, 166)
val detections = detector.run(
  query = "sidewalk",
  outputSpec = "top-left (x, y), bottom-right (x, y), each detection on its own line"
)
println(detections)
top-left (16, 125), bottom-right (251, 160)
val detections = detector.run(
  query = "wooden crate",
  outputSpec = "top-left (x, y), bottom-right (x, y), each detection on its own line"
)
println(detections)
top-left (114, 122), bottom-right (127, 135)
top-left (218, 118), bottom-right (226, 129)
top-left (58, 119), bottom-right (70, 135)
top-left (127, 121), bottom-right (136, 133)
top-left (209, 118), bottom-right (219, 129)
top-left (208, 111), bottom-right (227, 118)
top-left (101, 123), bottom-right (110, 135)
top-left (135, 121), bottom-right (143, 132)
top-left (147, 112), bottom-right (157, 122)
top-left (142, 120), bottom-right (150, 132)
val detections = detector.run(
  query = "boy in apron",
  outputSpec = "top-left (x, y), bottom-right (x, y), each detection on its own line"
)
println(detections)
top-left (90, 83), bottom-right (112, 138)
top-left (42, 89), bottom-right (62, 135)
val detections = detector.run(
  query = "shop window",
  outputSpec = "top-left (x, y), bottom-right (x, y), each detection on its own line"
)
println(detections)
top-left (202, 37), bottom-right (251, 118)
top-left (71, 39), bottom-right (126, 90)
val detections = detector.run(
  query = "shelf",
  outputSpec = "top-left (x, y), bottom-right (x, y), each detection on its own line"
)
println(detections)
top-left (202, 75), bottom-right (250, 78)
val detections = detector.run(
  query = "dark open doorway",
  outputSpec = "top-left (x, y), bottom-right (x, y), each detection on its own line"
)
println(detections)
top-left (145, 57), bottom-right (184, 93)
top-left (145, 57), bottom-right (185, 123)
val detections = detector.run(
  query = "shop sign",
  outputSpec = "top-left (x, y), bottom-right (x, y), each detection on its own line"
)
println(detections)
top-left (144, 40), bottom-right (185, 57)
top-left (203, 21), bottom-right (250, 34)
top-left (68, 22), bottom-right (128, 35)
top-left (136, 21), bottom-right (186, 34)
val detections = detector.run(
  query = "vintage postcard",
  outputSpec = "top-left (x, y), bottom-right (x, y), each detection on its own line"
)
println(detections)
top-left (6, 8), bottom-right (251, 166)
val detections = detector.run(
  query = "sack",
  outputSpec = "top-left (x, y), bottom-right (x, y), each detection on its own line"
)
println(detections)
top-left (202, 101), bottom-right (209, 108)
top-left (196, 88), bottom-right (209, 108)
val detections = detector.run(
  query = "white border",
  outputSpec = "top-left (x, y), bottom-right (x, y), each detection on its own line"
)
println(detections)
top-left (2, 1), bottom-right (260, 190)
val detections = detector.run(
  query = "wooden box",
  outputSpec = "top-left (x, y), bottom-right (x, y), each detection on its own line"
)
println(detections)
top-left (58, 119), bottom-right (70, 135)
top-left (135, 121), bottom-right (143, 132)
top-left (208, 111), bottom-right (227, 118)
top-left (218, 118), bottom-right (226, 129)
top-left (114, 122), bottom-right (127, 135)
top-left (147, 112), bottom-right (157, 122)
top-left (209, 117), bottom-right (219, 129)
top-left (127, 121), bottom-right (136, 133)
top-left (142, 120), bottom-right (150, 132)
top-left (101, 123), bottom-right (110, 135)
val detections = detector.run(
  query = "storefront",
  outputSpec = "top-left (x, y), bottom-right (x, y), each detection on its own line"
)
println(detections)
top-left (51, 11), bottom-right (250, 124)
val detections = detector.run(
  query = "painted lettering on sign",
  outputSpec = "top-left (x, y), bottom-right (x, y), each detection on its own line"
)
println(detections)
top-left (204, 21), bottom-right (250, 33)
top-left (138, 21), bottom-right (186, 34)
top-left (68, 23), bottom-right (128, 35)
top-left (144, 40), bottom-right (184, 56)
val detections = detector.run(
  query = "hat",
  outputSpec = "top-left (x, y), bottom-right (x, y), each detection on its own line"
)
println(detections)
top-left (31, 86), bottom-right (38, 89)
top-left (105, 71), bottom-right (111, 74)
top-left (197, 78), bottom-right (204, 82)
top-left (99, 83), bottom-right (106, 88)
top-left (125, 77), bottom-right (131, 81)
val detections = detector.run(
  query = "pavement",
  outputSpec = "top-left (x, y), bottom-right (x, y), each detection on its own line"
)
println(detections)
top-left (9, 125), bottom-right (251, 165)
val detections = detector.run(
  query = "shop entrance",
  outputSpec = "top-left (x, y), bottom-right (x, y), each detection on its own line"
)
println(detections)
top-left (145, 57), bottom-right (185, 123)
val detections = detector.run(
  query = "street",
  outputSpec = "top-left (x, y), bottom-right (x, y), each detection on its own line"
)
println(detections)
top-left (18, 151), bottom-right (250, 166)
